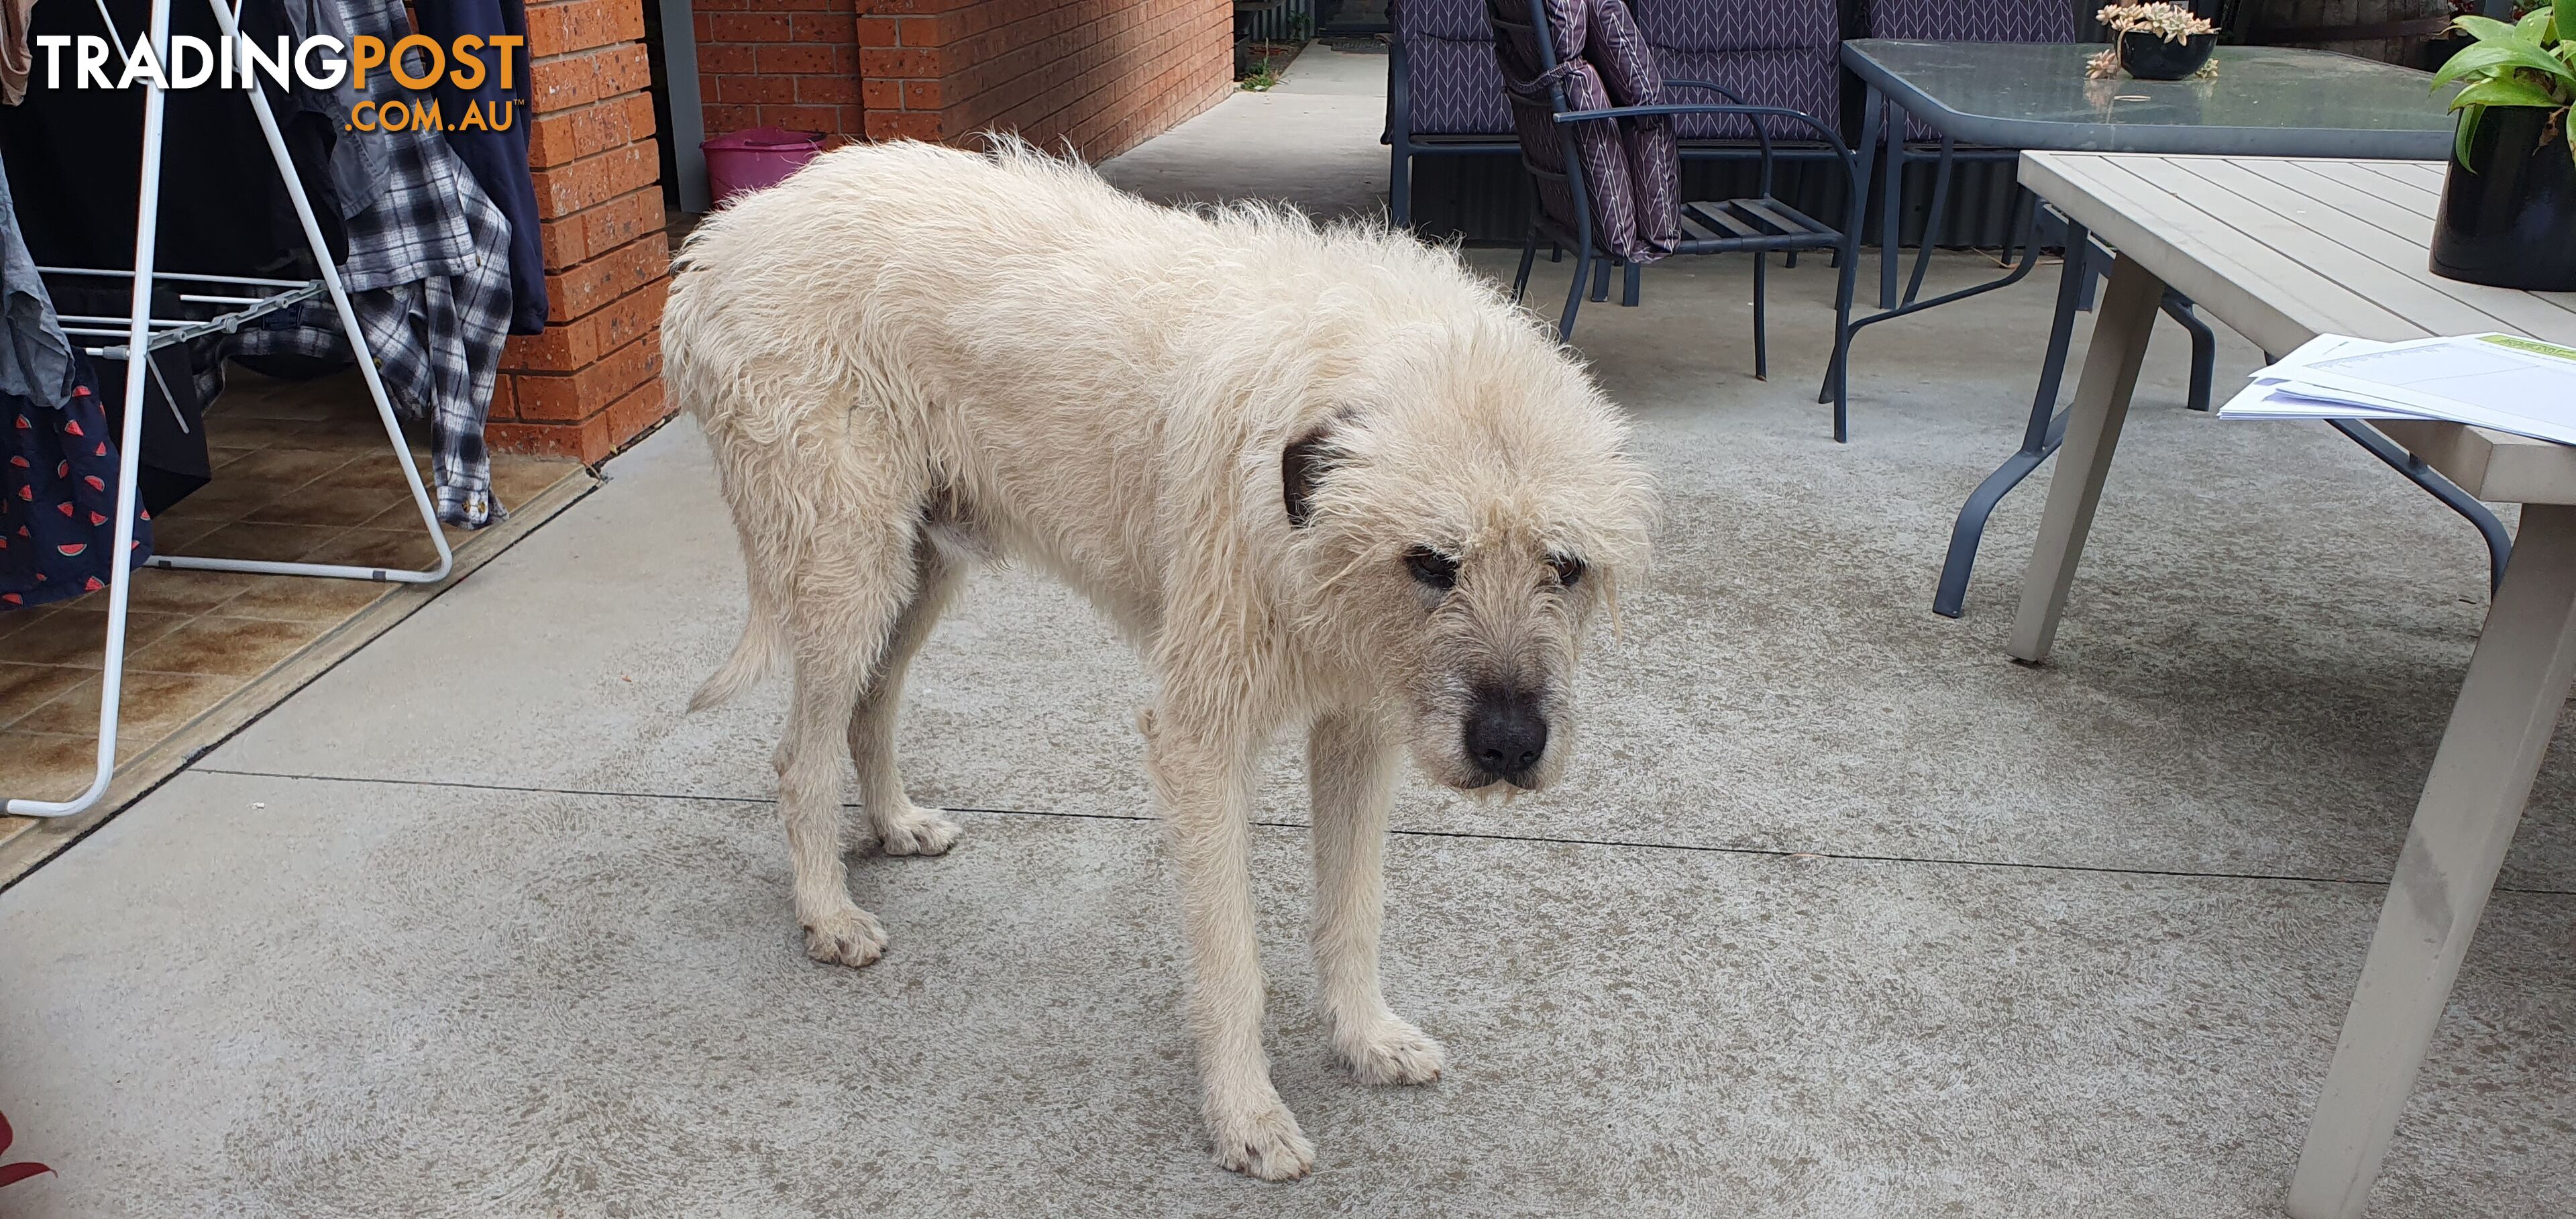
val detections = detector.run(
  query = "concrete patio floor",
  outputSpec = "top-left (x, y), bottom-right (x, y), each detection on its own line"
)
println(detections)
top-left (3, 48), bottom-right (2571, 1218)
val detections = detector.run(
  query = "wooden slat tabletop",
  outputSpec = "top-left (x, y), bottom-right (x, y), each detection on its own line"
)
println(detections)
top-left (2017, 152), bottom-right (2576, 505)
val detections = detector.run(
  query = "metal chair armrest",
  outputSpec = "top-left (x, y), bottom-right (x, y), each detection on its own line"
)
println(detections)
top-left (1660, 77), bottom-right (1751, 106)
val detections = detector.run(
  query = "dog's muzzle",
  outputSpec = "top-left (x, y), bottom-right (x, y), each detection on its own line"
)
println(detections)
top-left (1462, 687), bottom-right (1548, 788)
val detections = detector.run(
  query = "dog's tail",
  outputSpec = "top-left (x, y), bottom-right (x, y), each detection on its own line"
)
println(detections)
top-left (690, 602), bottom-right (783, 712)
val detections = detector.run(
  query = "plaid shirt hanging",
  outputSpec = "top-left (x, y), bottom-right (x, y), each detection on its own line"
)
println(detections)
top-left (233, 0), bottom-right (513, 528)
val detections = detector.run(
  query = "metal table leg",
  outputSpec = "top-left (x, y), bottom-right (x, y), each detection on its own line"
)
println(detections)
top-left (1931, 217), bottom-right (2090, 618)
top-left (1902, 136), bottom-right (1957, 308)
top-left (2327, 419), bottom-right (2514, 592)
top-left (1851, 84), bottom-right (1881, 278)
top-left (2159, 289), bottom-right (2216, 414)
top-left (1880, 91), bottom-right (1904, 311)
top-left (1821, 189), bottom-right (2041, 411)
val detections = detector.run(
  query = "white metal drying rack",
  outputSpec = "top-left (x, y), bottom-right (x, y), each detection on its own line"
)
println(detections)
top-left (5, 0), bottom-right (455, 817)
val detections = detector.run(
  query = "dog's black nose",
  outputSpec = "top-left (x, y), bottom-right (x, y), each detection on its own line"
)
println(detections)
top-left (1464, 689), bottom-right (1548, 786)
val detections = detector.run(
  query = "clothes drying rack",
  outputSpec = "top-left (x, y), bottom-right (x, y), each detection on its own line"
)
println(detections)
top-left (4, 0), bottom-right (454, 817)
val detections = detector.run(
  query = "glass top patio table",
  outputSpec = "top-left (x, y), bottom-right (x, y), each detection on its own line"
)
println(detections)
top-left (1841, 40), bottom-right (2460, 159)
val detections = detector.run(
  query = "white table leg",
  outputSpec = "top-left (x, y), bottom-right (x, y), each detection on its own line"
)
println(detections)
top-left (2007, 254), bottom-right (2165, 664)
top-left (2287, 502), bottom-right (2576, 1219)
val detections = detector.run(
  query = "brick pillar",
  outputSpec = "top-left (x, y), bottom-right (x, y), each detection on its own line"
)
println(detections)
top-left (694, 0), bottom-right (865, 140)
top-left (854, 0), bottom-right (1233, 160)
top-left (492, 0), bottom-right (674, 464)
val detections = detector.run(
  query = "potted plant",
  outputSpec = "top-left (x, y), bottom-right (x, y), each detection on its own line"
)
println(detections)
top-left (2088, 3), bottom-right (2221, 81)
top-left (2430, 2), bottom-right (2576, 290)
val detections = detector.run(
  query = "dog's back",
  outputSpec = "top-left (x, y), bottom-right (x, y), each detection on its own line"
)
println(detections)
top-left (664, 138), bottom-right (1534, 698)
top-left (666, 140), bottom-right (1201, 681)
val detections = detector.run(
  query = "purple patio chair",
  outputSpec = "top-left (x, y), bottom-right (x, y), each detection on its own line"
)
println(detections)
top-left (1389, 0), bottom-right (1849, 229)
top-left (1488, 0), bottom-right (1866, 439)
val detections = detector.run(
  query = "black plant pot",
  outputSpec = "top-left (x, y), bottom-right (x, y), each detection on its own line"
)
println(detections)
top-left (2119, 32), bottom-right (2215, 80)
top-left (2431, 106), bottom-right (2576, 291)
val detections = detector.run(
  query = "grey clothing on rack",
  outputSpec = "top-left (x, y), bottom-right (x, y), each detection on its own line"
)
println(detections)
top-left (0, 144), bottom-right (70, 401)
top-left (278, 0), bottom-right (386, 217)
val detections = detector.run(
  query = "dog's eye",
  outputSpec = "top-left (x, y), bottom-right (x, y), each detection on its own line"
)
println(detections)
top-left (1403, 546), bottom-right (1458, 590)
top-left (1550, 555), bottom-right (1587, 587)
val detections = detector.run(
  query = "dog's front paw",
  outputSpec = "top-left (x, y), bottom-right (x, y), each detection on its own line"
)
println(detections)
top-left (1208, 1100), bottom-right (1315, 1181)
top-left (1338, 1017), bottom-right (1445, 1085)
top-left (874, 805), bottom-right (961, 857)
top-left (802, 906), bottom-right (888, 967)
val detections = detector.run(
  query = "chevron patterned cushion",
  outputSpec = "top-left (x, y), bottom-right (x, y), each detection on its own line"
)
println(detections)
top-left (1397, 0), bottom-right (1517, 136)
top-left (1632, 0), bottom-right (1841, 140)
top-left (1652, 46), bottom-right (1842, 140)
top-left (1491, 0), bottom-right (1685, 262)
top-left (1866, 0), bottom-right (2076, 42)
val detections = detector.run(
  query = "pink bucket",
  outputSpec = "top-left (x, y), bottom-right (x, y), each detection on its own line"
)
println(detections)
top-left (702, 127), bottom-right (825, 204)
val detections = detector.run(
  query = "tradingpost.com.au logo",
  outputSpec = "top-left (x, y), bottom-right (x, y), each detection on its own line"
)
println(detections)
top-left (36, 33), bottom-right (524, 131)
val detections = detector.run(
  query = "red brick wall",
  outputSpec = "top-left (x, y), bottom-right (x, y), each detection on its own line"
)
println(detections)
top-left (692, 1), bottom-right (1230, 157)
top-left (494, 0), bottom-right (674, 464)
top-left (856, 0), bottom-right (1233, 160)
top-left (694, 0), bottom-right (866, 138)
top-left (482, 0), bottom-right (1228, 466)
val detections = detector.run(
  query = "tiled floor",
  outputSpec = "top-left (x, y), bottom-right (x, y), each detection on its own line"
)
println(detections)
top-left (0, 367), bottom-right (582, 839)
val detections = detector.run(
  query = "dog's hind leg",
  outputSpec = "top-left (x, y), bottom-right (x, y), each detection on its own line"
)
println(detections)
top-left (1308, 709), bottom-right (1445, 1086)
top-left (847, 533), bottom-right (966, 857)
top-left (772, 470), bottom-right (928, 969)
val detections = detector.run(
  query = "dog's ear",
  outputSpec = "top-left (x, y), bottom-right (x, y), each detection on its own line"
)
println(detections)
top-left (1282, 425), bottom-right (1340, 529)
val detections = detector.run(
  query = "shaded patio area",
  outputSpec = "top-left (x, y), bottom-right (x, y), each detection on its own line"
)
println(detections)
top-left (1, 46), bottom-right (2569, 1217)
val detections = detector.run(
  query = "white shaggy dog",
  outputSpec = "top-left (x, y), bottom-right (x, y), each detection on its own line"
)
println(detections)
top-left (665, 139), bottom-right (1654, 1180)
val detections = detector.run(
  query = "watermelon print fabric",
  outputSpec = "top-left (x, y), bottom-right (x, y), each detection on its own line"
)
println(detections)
top-left (1, 364), bottom-right (155, 611)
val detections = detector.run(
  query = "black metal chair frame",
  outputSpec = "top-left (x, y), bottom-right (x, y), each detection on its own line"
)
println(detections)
top-left (1493, 0), bottom-right (1866, 438)
top-left (1386, 23), bottom-right (1851, 229)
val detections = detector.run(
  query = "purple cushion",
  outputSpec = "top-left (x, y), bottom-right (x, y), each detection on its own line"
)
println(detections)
top-left (1633, 0), bottom-right (1841, 140)
top-left (1866, 0), bottom-right (2076, 42)
top-left (1654, 46), bottom-right (1841, 140)
top-left (1632, 0), bottom-right (1839, 53)
top-left (1492, 0), bottom-right (1682, 262)
top-left (1397, 0), bottom-right (1513, 136)
top-left (1406, 37), bottom-right (1517, 136)
top-left (1401, 0), bottom-right (1499, 40)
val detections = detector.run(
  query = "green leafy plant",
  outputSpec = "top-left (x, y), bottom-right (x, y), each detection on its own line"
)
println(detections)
top-left (2434, 2), bottom-right (2575, 170)
top-left (1240, 60), bottom-right (1281, 92)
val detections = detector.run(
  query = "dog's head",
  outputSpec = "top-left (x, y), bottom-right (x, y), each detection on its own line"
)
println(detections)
top-left (1275, 321), bottom-right (1653, 794)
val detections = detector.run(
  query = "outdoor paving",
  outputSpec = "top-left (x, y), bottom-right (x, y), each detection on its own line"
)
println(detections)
top-left (0, 370), bottom-right (588, 880)
top-left (2, 46), bottom-right (2571, 1218)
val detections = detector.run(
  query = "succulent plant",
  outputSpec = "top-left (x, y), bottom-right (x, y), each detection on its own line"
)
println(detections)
top-left (2088, 4), bottom-right (2222, 79)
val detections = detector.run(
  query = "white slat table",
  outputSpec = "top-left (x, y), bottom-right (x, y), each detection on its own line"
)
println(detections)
top-left (2008, 152), bottom-right (2576, 1218)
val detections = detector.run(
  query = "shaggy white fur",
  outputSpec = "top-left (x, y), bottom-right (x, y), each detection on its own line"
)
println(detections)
top-left (666, 138), bottom-right (1654, 1181)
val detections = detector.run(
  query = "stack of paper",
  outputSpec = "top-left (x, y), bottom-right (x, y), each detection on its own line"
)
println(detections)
top-left (2218, 333), bottom-right (2576, 446)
